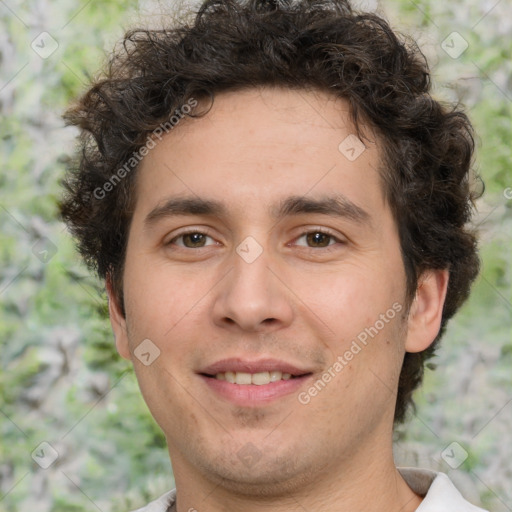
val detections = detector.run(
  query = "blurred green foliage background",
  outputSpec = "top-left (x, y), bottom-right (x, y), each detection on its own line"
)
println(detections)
top-left (1, 0), bottom-right (510, 510)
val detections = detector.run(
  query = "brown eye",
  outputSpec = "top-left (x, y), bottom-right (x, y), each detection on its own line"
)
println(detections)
top-left (294, 230), bottom-right (340, 249)
top-left (182, 233), bottom-right (207, 247)
top-left (169, 231), bottom-right (215, 248)
top-left (305, 232), bottom-right (333, 248)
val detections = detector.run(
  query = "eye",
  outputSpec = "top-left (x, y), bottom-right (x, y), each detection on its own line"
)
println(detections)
top-left (167, 230), bottom-right (217, 249)
top-left (293, 229), bottom-right (343, 249)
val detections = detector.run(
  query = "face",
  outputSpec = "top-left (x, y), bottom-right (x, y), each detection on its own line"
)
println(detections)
top-left (109, 87), bottom-right (444, 496)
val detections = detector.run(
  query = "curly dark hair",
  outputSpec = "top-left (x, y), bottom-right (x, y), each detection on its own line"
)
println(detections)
top-left (60, 0), bottom-right (481, 424)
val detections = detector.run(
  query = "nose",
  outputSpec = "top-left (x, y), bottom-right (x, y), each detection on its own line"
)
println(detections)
top-left (212, 239), bottom-right (294, 334)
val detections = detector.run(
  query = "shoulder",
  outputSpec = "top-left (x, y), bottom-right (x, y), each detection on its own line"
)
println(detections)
top-left (130, 489), bottom-right (176, 512)
top-left (398, 467), bottom-right (488, 512)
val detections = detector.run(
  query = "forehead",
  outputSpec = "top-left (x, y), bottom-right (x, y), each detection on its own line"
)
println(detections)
top-left (170, 87), bottom-right (372, 154)
top-left (134, 87), bottom-right (386, 222)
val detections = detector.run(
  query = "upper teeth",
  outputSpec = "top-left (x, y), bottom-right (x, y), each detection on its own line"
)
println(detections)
top-left (215, 371), bottom-right (292, 385)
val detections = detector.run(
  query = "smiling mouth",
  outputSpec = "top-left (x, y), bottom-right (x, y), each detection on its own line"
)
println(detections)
top-left (203, 371), bottom-right (308, 385)
top-left (205, 371), bottom-right (297, 386)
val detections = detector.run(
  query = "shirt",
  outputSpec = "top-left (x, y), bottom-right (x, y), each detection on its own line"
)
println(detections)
top-left (131, 467), bottom-right (489, 512)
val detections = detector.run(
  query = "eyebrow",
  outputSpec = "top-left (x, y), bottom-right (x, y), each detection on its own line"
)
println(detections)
top-left (272, 195), bottom-right (370, 225)
top-left (144, 194), bottom-right (371, 228)
top-left (145, 197), bottom-right (226, 226)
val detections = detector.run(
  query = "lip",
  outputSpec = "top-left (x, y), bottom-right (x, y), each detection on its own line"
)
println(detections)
top-left (198, 358), bottom-right (314, 407)
top-left (199, 374), bottom-right (313, 406)
top-left (199, 358), bottom-right (312, 377)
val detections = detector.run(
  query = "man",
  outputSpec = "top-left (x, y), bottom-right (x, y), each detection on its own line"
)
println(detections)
top-left (60, 0), bottom-right (485, 510)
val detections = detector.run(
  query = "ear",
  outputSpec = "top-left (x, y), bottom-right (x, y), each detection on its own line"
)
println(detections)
top-left (106, 275), bottom-right (132, 361)
top-left (405, 269), bottom-right (449, 353)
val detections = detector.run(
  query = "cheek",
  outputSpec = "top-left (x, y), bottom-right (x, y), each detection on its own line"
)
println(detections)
top-left (319, 314), bottom-right (406, 414)
top-left (131, 363), bottom-right (194, 439)
top-left (298, 265), bottom-right (400, 334)
top-left (300, 265), bottom-right (407, 381)
top-left (123, 257), bottom-right (207, 340)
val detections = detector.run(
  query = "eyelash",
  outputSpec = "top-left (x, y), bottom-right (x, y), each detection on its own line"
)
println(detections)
top-left (291, 228), bottom-right (343, 251)
top-left (167, 229), bottom-right (218, 249)
top-left (167, 227), bottom-right (344, 251)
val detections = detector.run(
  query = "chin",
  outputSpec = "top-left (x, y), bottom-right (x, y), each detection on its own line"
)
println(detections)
top-left (194, 449), bottom-right (319, 498)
